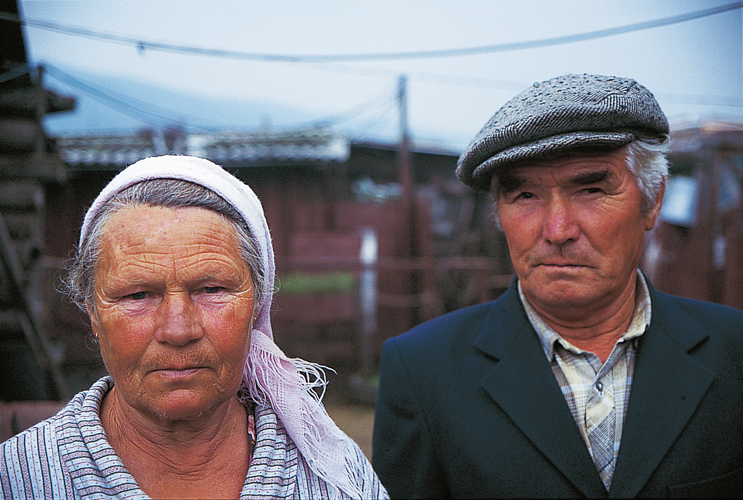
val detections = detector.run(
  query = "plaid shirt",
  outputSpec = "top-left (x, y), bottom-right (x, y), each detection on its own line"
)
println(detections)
top-left (519, 272), bottom-right (652, 490)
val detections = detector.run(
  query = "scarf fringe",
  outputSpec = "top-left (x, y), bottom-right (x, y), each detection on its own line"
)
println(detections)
top-left (240, 330), bottom-right (365, 499)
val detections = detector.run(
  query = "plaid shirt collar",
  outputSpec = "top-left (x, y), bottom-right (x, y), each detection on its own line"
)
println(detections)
top-left (519, 271), bottom-right (652, 362)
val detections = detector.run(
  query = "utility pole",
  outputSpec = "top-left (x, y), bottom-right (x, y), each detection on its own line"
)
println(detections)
top-left (396, 75), bottom-right (420, 326)
top-left (398, 75), bottom-right (413, 214)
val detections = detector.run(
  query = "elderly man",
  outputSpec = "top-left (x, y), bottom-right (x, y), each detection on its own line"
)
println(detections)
top-left (372, 74), bottom-right (743, 498)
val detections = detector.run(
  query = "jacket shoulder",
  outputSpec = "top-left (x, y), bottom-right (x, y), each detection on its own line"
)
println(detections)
top-left (384, 291), bottom-right (512, 356)
top-left (653, 289), bottom-right (743, 332)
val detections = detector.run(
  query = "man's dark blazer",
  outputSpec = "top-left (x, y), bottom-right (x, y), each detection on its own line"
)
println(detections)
top-left (372, 277), bottom-right (743, 498)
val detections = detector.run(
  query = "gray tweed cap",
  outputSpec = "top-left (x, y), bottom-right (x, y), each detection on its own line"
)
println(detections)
top-left (456, 73), bottom-right (669, 192)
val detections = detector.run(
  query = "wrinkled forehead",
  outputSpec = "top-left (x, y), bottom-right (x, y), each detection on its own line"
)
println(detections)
top-left (100, 203), bottom-right (240, 242)
top-left (82, 155), bottom-right (275, 285)
top-left (491, 146), bottom-right (630, 190)
top-left (95, 205), bottom-right (249, 277)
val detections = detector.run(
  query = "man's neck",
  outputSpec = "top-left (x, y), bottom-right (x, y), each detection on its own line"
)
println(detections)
top-left (520, 277), bottom-right (640, 363)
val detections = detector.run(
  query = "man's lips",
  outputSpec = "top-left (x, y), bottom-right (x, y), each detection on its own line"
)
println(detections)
top-left (537, 262), bottom-right (586, 267)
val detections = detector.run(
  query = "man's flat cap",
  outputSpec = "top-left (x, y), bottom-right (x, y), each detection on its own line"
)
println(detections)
top-left (456, 73), bottom-right (669, 191)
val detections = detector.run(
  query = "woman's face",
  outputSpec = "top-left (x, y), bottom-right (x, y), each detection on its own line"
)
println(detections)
top-left (90, 205), bottom-right (256, 422)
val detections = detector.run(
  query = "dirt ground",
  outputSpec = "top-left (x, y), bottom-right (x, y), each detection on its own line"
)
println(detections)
top-left (323, 384), bottom-right (376, 460)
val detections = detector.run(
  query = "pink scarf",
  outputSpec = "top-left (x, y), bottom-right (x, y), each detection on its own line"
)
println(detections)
top-left (81, 155), bottom-right (364, 498)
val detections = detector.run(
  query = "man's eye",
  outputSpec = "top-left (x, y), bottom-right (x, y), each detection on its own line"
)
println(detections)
top-left (204, 286), bottom-right (223, 294)
top-left (516, 191), bottom-right (535, 200)
top-left (127, 292), bottom-right (147, 300)
top-left (583, 187), bottom-right (603, 194)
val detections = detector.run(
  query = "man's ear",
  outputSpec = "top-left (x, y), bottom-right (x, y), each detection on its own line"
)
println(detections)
top-left (645, 179), bottom-right (666, 231)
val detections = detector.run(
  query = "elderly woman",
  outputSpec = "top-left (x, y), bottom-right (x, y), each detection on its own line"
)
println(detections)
top-left (0, 156), bottom-right (387, 499)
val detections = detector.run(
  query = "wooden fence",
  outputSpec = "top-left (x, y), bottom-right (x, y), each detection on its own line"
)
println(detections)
top-left (272, 255), bottom-right (513, 374)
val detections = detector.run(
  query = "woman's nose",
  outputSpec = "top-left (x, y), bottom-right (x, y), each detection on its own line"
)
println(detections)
top-left (155, 294), bottom-right (203, 346)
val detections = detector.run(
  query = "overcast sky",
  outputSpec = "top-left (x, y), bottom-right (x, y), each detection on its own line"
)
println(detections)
top-left (17, 0), bottom-right (743, 151)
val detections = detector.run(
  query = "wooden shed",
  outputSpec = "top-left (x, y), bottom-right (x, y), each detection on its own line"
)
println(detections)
top-left (642, 122), bottom-right (743, 310)
top-left (1, 0), bottom-right (76, 401)
top-left (35, 129), bottom-right (474, 387)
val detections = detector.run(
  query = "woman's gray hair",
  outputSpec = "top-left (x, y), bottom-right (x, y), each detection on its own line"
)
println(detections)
top-left (65, 178), bottom-right (266, 312)
top-left (488, 139), bottom-right (670, 229)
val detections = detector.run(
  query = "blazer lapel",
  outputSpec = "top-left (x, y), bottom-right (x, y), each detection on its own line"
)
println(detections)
top-left (474, 285), bottom-right (608, 498)
top-left (609, 287), bottom-right (715, 498)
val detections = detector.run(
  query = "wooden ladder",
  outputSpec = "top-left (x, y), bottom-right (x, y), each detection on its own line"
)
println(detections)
top-left (0, 181), bottom-right (70, 400)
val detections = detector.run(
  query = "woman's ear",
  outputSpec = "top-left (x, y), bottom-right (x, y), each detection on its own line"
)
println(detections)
top-left (86, 303), bottom-right (100, 339)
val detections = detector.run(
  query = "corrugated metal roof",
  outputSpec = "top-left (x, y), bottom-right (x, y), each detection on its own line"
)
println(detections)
top-left (58, 130), bottom-right (350, 170)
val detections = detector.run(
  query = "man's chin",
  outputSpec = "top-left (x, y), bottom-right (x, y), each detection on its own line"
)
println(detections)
top-left (522, 279), bottom-right (598, 312)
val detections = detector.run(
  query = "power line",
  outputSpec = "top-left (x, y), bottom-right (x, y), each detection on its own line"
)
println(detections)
top-left (41, 64), bottom-right (404, 135)
top-left (308, 62), bottom-right (743, 108)
top-left (41, 64), bottom-right (212, 130)
top-left (338, 97), bottom-right (400, 142)
top-left (39, 54), bottom-right (742, 114)
top-left (312, 92), bottom-right (398, 130)
top-left (2, 1), bottom-right (741, 62)
top-left (281, 60), bottom-right (531, 92)
top-left (37, 62), bottom-right (743, 142)
top-left (276, 83), bottom-right (400, 132)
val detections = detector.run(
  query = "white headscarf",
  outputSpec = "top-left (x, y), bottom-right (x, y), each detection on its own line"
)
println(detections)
top-left (81, 155), bottom-right (364, 499)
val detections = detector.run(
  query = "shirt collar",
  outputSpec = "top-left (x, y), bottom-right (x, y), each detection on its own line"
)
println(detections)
top-left (518, 270), bottom-right (652, 361)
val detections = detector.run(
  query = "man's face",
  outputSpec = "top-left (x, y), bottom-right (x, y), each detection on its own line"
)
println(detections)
top-left (497, 147), bottom-right (663, 321)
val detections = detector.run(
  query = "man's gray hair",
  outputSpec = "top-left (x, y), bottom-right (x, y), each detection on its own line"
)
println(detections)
top-left (64, 178), bottom-right (266, 312)
top-left (489, 140), bottom-right (669, 229)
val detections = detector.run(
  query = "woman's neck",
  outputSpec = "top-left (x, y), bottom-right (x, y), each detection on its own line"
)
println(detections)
top-left (101, 387), bottom-right (249, 499)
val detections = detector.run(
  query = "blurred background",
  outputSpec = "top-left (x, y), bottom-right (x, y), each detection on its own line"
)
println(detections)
top-left (1, 0), bottom-right (742, 456)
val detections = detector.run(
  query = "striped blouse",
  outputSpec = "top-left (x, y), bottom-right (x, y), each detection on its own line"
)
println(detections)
top-left (0, 377), bottom-right (387, 499)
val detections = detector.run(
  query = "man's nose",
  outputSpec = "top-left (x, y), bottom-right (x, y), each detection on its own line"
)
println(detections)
top-left (155, 293), bottom-right (203, 346)
top-left (542, 197), bottom-right (579, 246)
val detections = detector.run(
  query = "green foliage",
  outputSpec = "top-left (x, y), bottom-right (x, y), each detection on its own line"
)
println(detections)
top-left (276, 271), bottom-right (355, 295)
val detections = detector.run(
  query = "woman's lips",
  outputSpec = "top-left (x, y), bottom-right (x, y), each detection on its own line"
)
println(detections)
top-left (152, 367), bottom-right (204, 380)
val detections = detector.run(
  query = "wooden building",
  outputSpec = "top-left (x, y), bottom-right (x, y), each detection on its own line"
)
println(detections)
top-left (1, 0), bottom-right (76, 401)
top-left (38, 129), bottom-right (483, 388)
top-left (642, 122), bottom-right (743, 310)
